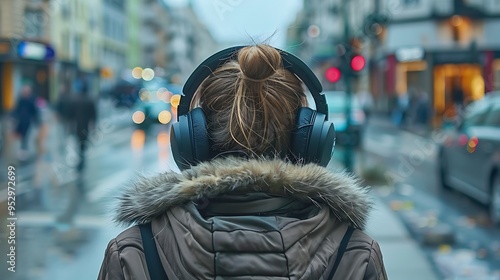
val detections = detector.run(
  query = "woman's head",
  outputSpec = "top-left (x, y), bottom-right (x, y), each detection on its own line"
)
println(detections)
top-left (192, 44), bottom-right (306, 158)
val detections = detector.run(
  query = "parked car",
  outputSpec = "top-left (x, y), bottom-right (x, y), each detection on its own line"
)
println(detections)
top-left (131, 79), bottom-right (182, 129)
top-left (324, 91), bottom-right (366, 147)
top-left (438, 91), bottom-right (500, 225)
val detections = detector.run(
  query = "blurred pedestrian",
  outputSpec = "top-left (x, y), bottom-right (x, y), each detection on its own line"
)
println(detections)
top-left (56, 85), bottom-right (74, 132)
top-left (416, 90), bottom-right (430, 126)
top-left (391, 89), bottom-right (410, 127)
top-left (71, 83), bottom-right (96, 172)
top-left (99, 45), bottom-right (387, 279)
top-left (451, 78), bottom-right (464, 119)
top-left (358, 90), bottom-right (374, 121)
top-left (11, 85), bottom-right (40, 160)
top-left (55, 85), bottom-right (74, 152)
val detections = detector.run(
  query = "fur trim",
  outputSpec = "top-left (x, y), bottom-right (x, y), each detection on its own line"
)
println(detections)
top-left (114, 157), bottom-right (373, 230)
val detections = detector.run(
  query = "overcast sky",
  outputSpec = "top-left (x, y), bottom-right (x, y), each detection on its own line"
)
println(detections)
top-left (165, 0), bottom-right (304, 49)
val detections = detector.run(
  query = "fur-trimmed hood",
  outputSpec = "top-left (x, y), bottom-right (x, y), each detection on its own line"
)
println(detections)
top-left (114, 157), bottom-right (373, 230)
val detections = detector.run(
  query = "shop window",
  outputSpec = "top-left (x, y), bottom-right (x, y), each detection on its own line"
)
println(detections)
top-left (434, 64), bottom-right (484, 117)
top-left (395, 61), bottom-right (427, 95)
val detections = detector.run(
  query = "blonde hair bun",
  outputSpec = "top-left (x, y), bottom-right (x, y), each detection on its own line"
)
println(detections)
top-left (238, 45), bottom-right (282, 82)
top-left (195, 44), bottom-right (305, 157)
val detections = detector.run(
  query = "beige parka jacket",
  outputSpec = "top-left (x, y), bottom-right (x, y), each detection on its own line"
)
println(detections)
top-left (98, 157), bottom-right (388, 280)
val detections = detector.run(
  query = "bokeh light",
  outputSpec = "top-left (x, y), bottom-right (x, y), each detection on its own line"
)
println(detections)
top-left (156, 87), bottom-right (172, 102)
top-left (142, 68), bottom-right (155, 81)
top-left (458, 134), bottom-right (468, 146)
top-left (158, 110), bottom-right (172, 124)
top-left (131, 67), bottom-right (143, 79)
top-left (171, 94), bottom-right (181, 108)
top-left (132, 111), bottom-right (145, 124)
top-left (467, 136), bottom-right (479, 150)
top-left (139, 88), bottom-right (150, 101)
top-left (131, 129), bottom-right (146, 151)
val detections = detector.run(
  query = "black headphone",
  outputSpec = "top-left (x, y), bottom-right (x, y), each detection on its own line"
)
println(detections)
top-left (170, 46), bottom-right (335, 170)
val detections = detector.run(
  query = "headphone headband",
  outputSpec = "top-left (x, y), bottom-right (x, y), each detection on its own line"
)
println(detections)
top-left (179, 45), bottom-right (326, 117)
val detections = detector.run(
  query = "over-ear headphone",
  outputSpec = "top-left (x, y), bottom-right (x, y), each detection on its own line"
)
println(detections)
top-left (170, 46), bottom-right (335, 170)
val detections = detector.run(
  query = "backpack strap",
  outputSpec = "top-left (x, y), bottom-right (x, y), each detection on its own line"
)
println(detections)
top-left (327, 226), bottom-right (355, 280)
top-left (139, 223), bottom-right (169, 280)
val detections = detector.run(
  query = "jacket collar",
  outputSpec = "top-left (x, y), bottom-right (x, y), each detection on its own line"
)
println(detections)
top-left (114, 157), bottom-right (373, 230)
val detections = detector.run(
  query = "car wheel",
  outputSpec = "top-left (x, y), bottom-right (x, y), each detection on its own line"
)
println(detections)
top-left (490, 172), bottom-right (500, 226)
top-left (438, 150), bottom-right (451, 190)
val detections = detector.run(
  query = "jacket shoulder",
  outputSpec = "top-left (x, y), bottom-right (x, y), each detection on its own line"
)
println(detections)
top-left (332, 229), bottom-right (388, 280)
top-left (98, 226), bottom-right (147, 280)
top-left (112, 225), bottom-right (144, 251)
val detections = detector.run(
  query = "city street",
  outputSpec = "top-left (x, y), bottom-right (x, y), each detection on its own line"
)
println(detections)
top-left (2, 109), bottom-right (499, 280)
top-left (2, 0), bottom-right (500, 279)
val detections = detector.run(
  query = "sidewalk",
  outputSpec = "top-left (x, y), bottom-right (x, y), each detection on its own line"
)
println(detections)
top-left (366, 195), bottom-right (441, 280)
top-left (361, 115), bottom-right (441, 279)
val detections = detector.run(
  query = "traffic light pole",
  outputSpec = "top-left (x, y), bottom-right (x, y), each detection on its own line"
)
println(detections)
top-left (342, 0), bottom-right (354, 173)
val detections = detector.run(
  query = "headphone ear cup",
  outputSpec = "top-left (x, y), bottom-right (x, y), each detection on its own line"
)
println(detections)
top-left (170, 115), bottom-right (192, 170)
top-left (290, 107), bottom-right (316, 163)
top-left (317, 121), bottom-right (335, 166)
top-left (170, 108), bottom-right (212, 170)
top-left (189, 108), bottom-right (212, 163)
top-left (290, 107), bottom-right (335, 166)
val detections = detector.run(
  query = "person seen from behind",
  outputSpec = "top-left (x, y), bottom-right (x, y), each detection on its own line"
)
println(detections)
top-left (98, 44), bottom-right (388, 280)
top-left (12, 85), bottom-right (40, 160)
top-left (71, 82), bottom-right (96, 172)
top-left (55, 85), bottom-right (74, 152)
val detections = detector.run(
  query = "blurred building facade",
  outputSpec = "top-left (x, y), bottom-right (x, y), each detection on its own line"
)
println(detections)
top-left (100, 0), bottom-right (128, 90)
top-left (52, 0), bottom-right (102, 97)
top-left (128, 0), bottom-right (217, 85)
top-left (139, 0), bottom-right (171, 72)
top-left (0, 0), bottom-right (217, 109)
top-left (126, 0), bottom-right (141, 70)
top-left (287, 0), bottom-right (500, 126)
top-left (372, 0), bottom-right (500, 124)
top-left (164, 3), bottom-right (217, 83)
top-left (0, 0), bottom-right (55, 112)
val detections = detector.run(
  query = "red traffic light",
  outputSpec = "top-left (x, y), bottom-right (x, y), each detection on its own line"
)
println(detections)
top-left (350, 55), bottom-right (365, 72)
top-left (325, 67), bottom-right (341, 83)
